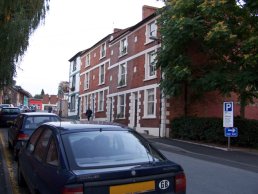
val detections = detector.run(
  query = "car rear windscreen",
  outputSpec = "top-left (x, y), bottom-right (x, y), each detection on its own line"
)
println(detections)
top-left (24, 116), bottom-right (60, 129)
top-left (63, 130), bottom-right (165, 168)
top-left (1, 108), bottom-right (20, 114)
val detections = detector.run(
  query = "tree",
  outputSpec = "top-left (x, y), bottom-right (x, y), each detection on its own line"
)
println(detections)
top-left (41, 89), bottom-right (45, 96)
top-left (0, 0), bottom-right (49, 89)
top-left (157, 0), bottom-right (258, 118)
top-left (34, 89), bottom-right (45, 99)
top-left (58, 81), bottom-right (69, 99)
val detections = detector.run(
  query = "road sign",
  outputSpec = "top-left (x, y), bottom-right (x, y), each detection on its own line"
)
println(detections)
top-left (224, 127), bottom-right (238, 137)
top-left (223, 102), bottom-right (234, 127)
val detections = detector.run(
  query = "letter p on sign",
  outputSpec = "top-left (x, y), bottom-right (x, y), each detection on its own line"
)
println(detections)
top-left (225, 102), bottom-right (232, 111)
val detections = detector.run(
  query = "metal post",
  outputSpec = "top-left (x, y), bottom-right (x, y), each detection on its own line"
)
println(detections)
top-left (227, 137), bottom-right (231, 151)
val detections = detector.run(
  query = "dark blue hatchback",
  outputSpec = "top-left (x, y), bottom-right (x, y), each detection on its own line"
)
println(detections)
top-left (18, 121), bottom-right (186, 194)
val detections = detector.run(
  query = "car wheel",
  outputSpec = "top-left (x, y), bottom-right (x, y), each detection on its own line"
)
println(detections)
top-left (18, 164), bottom-right (26, 187)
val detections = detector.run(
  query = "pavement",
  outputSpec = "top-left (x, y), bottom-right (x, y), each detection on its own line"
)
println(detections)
top-left (141, 134), bottom-right (258, 173)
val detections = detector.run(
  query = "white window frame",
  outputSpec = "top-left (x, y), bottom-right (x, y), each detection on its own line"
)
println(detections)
top-left (146, 20), bottom-right (157, 43)
top-left (70, 95), bottom-right (76, 111)
top-left (100, 43), bottom-right (106, 59)
top-left (98, 91), bottom-right (104, 111)
top-left (84, 72), bottom-right (90, 90)
top-left (85, 53), bottom-right (90, 67)
top-left (72, 60), bottom-right (76, 71)
top-left (118, 63), bottom-right (127, 87)
top-left (119, 38), bottom-right (127, 56)
top-left (117, 94), bottom-right (125, 119)
top-left (84, 95), bottom-right (89, 113)
top-left (145, 50), bottom-right (157, 80)
top-left (144, 88), bottom-right (156, 118)
top-left (99, 64), bottom-right (105, 85)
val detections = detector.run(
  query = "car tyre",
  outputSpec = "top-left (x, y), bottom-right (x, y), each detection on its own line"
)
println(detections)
top-left (18, 164), bottom-right (26, 187)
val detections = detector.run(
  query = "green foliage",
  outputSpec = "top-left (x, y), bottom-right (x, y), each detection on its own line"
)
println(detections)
top-left (171, 116), bottom-right (258, 148)
top-left (0, 0), bottom-right (49, 89)
top-left (157, 0), bottom-right (258, 118)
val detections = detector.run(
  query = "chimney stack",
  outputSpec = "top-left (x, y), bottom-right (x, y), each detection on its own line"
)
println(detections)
top-left (142, 5), bottom-right (158, 20)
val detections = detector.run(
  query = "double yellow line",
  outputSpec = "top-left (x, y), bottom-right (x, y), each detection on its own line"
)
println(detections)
top-left (0, 131), bottom-right (20, 194)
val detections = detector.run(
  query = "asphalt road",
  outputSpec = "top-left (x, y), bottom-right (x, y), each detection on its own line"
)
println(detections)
top-left (1, 127), bottom-right (258, 194)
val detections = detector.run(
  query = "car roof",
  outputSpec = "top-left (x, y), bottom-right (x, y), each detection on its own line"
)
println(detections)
top-left (21, 112), bottom-right (59, 116)
top-left (1, 107), bottom-right (20, 110)
top-left (42, 121), bottom-right (130, 134)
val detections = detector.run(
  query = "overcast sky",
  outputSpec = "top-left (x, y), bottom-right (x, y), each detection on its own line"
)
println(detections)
top-left (15, 0), bottom-right (164, 96)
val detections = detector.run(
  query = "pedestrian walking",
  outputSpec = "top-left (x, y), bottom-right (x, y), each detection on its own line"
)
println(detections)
top-left (85, 108), bottom-right (93, 121)
top-left (48, 106), bottom-right (52, 113)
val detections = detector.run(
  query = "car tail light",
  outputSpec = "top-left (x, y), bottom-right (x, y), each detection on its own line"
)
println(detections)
top-left (175, 172), bottom-right (186, 193)
top-left (62, 184), bottom-right (83, 194)
top-left (17, 133), bottom-right (29, 141)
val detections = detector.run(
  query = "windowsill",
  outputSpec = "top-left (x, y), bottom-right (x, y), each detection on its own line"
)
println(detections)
top-left (142, 115), bottom-right (156, 119)
top-left (144, 39), bottom-right (154, 45)
top-left (119, 52), bottom-right (127, 58)
top-left (99, 55), bottom-right (106, 60)
top-left (115, 117), bottom-right (125, 120)
top-left (143, 76), bottom-right (157, 81)
top-left (97, 110), bottom-right (104, 112)
top-left (98, 82), bottom-right (105, 86)
top-left (85, 65), bottom-right (90, 68)
top-left (117, 84), bottom-right (126, 88)
top-left (84, 88), bottom-right (89, 91)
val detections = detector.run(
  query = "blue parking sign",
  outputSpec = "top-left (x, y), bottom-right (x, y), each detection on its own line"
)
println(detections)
top-left (225, 127), bottom-right (238, 137)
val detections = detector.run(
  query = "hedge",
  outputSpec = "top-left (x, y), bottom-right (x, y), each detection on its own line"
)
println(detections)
top-left (170, 116), bottom-right (258, 149)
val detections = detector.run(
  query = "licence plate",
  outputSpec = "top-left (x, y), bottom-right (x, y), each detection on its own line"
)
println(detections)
top-left (110, 180), bottom-right (155, 194)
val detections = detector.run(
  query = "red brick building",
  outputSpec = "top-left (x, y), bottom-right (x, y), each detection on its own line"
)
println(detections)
top-left (76, 5), bottom-right (258, 137)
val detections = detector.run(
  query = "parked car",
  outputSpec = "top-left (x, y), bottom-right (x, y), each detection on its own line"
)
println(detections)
top-left (8, 112), bottom-right (61, 160)
top-left (0, 103), bottom-right (13, 111)
top-left (0, 107), bottom-right (21, 127)
top-left (18, 121), bottom-right (186, 194)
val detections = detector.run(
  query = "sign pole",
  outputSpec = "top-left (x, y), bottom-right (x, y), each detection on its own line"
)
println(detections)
top-left (223, 102), bottom-right (234, 151)
top-left (228, 137), bottom-right (230, 151)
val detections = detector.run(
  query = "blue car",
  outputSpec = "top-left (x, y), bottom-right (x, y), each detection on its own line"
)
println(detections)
top-left (0, 107), bottom-right (20, 127)
top-left (18, 121), bottom-right (186, 194)
top-left (8, 112), bottom-right (60, 160)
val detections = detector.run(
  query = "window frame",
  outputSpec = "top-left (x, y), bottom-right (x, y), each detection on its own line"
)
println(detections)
top-left (46, 137), bottom-right (59, 167)
top-left (84, 72), bottom-right (90, 90)
top-left (70, 95), bottom-right (76, 111)
top-left (33, 128), bottom-right (52, 162)
top-left (84, 95), bottom-right (89, 113)
top-left (144, 88), bottom-right (156, 118)
top-left (99, 64), bottom-right (105, 85)
top-left (98, 91), bottom-right (104, 112)
top-left (145, 50), bottom-right (157, 80)
top-left (119, 38), bottom-right (127, 56)
top-left (146, 20), bottom-right (157, 43)
top-left (72, 60), bottom-right (77, 72)
top-left (85, 53), bottom-right (90, 67)
top-left (100, 42), bottom-right (106, 59)
top-left (117, 94), bottom-right (125, 119)
top-left (118, 63), bottom-right (127, 87)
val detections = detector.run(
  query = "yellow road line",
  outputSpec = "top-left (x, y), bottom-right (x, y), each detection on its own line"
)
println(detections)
top-left (0, 131), bottom-right (20, 194)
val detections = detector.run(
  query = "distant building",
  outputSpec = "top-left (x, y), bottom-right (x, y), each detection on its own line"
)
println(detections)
top-left (68, 51), bottom-right (83, 119)
top-left (0, 85), bottom-right (32, 106)
top-left (29, 98), bottom-right (43, 111)
top-left (42, 94), bottom-right (58, 113)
